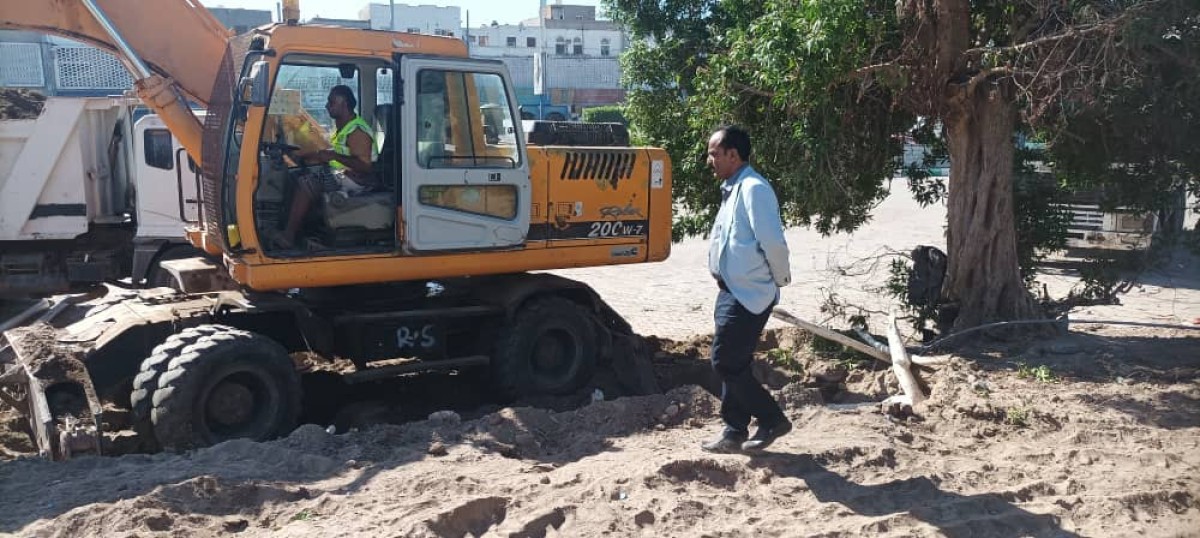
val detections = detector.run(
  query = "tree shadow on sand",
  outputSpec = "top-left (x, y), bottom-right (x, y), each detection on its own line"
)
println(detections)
top-left (749, 454), bottom-right (1082, 537)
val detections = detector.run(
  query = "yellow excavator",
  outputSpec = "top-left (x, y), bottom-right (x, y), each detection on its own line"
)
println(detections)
top-left (0, 0), bottom-right (670, 459)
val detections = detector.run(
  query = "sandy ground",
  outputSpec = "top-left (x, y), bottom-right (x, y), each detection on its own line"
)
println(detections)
top-left (1, 188), bottom-right (1198, 537)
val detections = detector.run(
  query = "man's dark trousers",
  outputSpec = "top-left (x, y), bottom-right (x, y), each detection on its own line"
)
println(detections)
top-left (710, 286), bottom-right (786, 435)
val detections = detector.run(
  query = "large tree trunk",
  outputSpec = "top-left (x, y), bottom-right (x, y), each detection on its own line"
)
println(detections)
top-left (942, 86), bottom-right (1043, 330)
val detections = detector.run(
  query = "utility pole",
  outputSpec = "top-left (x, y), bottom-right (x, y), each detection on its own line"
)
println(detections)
top-left (389, 0), bottom-right (395, 31)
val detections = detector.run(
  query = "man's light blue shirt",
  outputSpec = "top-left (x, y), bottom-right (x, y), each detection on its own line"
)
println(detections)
top-left (708, 164), bottom-right (792, 314)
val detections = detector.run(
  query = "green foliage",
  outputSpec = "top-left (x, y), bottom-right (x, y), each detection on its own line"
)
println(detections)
top-left (607, 0), bottom-right (1200, 326)
top-left (765, 347), bottom-right (803, 373)
top-left (581, 105), bottom-right (629, 125)
top-left (1016, 362), bottom-right (1057, 383)
top-left (1043, 11), bottom-right (1200, 220)
top-left (1012, 141), bottom-right (1072, 282)
top-left (1005, 406), bottom-right (1030, 427)
top-left (809, 332), bottom-right (875, 367)
top-left (610, 0), bottom-right (913, 238)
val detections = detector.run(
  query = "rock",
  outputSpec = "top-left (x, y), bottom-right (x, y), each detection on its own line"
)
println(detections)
top-left (663, 404), bottom-right (680, 418)
top-left (1048, 343), bottom-right (1081, 355)
top-left (514, 432), bottom-right (538, 454)
top-left (811, 363), bottom-right (850, 385)
top-left (427, 442), bottom-right (447, 456)
top-left (634, 510), bottom-right (655, 526)
top-left (752, 360), bottom-right (797, 389)
top-left (755, 330), bottom-right (781, 352)
top-left (428, 410), bottom-right (461, 425)
top-left (778, 382), bottom-right (824, 410)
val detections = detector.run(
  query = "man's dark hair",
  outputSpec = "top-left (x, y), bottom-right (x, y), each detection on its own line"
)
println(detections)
top-left (329, 85), bottom-right (357, 112)
top-left (714, 125), bottom-right (752, 161)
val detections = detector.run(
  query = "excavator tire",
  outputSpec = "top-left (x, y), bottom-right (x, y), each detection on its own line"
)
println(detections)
top-left (130, 325), bottom-right (225, 428)
top-left (150, 326), bottom-right (301, 452)
top-left (491, 296), bottom-right (597, 400)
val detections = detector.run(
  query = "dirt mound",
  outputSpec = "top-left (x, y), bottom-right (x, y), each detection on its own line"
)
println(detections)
top-left (0, 89), bottom-right (45, 120)
top-left (1, 324), bottom-right (1198, 536)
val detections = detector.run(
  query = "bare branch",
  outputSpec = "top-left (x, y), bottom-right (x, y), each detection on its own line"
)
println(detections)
top-left (966, 0), bottom-right (1160, 60)
top-left (731, 81), bottom-right (774, 99)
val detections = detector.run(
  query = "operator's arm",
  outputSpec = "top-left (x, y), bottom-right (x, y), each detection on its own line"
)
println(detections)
top-left (744, 180), bottom-right (792, 287)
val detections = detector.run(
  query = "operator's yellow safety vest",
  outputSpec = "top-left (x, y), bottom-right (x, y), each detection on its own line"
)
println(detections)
top-left (329, 114), bottom-right (376, 170)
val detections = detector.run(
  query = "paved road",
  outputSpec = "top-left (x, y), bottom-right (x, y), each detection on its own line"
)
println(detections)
top-left (553, 189), bottom-right (1200, 340)
top-left (552, 188), bottom-right (947, 339)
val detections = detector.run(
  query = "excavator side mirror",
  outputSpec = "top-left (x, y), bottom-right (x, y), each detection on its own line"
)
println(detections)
top-left (239, 61), bottom-right (272, 107)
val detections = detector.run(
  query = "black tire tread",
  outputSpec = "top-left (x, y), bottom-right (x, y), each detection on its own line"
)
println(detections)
top-left (491, 296), bottom-right (597, 400)
top-left (130, 325), bottom-right (224, 423)
top-left (151, 326), bottom-right (300, 452)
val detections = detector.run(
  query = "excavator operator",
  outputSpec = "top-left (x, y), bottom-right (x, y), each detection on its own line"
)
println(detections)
top-left (274, 85), bottom-right (378, 249)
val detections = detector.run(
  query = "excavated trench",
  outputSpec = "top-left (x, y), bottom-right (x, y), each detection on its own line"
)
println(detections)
top-left (0, 327), bottom-right (883, 458)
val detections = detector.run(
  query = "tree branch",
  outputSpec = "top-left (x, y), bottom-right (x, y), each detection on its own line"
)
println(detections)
top-left (731, 81), bottom-right (775, 99)
top-left (965, 1), bottom-right (1159, 60)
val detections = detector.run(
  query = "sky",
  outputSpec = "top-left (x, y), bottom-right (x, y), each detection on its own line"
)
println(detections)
top-left (206, 0), bottom-right (605, 27)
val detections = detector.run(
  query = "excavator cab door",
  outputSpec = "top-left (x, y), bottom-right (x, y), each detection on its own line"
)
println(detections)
top-left (399, 57), bottom-right (531, 251)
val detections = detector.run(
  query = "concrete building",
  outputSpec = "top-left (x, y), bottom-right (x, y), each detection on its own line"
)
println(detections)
top-left (463, 2), bottom-right (626, 114)
top-left (362, 4), bottom-right (459, 36)
top-left (208, 7), bottom-right (273, 35)
top-left (308, 17), bottom-right (372, 29)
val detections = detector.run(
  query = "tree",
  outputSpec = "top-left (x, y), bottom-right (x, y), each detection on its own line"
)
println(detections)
top-left (607, 0), bottom-right (1199, 330)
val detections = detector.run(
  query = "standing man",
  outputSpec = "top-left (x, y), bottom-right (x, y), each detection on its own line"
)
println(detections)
top-left (702, 125), bottom-right (793, 453)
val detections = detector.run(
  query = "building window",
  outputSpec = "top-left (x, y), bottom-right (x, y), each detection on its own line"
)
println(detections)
top-left (435, 29), bottom-right (453, 37)
top-left (527, 37), bottom-right (536, 47)
top-left (506, 36), bottom-right (517, 47)
top-left (555, 37), bottom-right (567, 55)
top-left (478, 36), bottom-right (489, 46)
top-left (406, 27), bottom-right (421, 34)
top-left (600, 38), bottom-right (611, 57)
top-left (572, 37), bottom-right (583, 56)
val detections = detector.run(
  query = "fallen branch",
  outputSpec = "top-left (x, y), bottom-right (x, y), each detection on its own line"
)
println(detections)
top-left (772, 308), bottom-right (949, 368)
top-left (881, 309), bottom-right (927, 413)
top-left (771, 308), bottom-right (892, 364)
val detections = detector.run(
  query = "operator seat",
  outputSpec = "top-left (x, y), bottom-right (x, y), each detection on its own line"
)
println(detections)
top-left (321, 103), bottom-right (397, 247)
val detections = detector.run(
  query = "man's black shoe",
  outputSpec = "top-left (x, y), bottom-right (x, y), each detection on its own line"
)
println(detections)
top-left (742, 420), bottom-right (792, 452)
top-left (700, 432), bottom-right (747, 453)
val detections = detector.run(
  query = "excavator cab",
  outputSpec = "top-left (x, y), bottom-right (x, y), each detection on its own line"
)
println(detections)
top-left (239, 52), bottom-right (529, 259)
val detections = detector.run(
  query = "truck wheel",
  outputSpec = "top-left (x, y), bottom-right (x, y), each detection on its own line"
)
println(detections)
top-left (491, 296), bottom-right (596, 399)
top-left (130, 325), bottom-right (224, 433)
top-left (151, 326), bottom-right (301, 452)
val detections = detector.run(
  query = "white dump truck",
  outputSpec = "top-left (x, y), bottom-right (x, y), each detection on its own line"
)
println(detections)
top-left (0, 94), bottom-right (200, 298)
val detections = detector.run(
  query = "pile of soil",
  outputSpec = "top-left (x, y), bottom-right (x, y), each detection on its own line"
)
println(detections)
top-left (0, 324), bottom-right (1195, 536)
top-left (0, 89), bottom-right (45, 120)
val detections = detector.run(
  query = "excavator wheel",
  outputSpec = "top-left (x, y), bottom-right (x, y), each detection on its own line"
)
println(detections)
top-left (150, 325), bottom-right (301, 452)
top-left (129, 325), bottom-right (225, 445)
top-left (491, 296), bottom-right (597, 400)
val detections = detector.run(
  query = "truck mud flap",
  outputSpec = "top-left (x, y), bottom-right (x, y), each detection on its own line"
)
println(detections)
top-left (0, 324), bottom-right (105, 460)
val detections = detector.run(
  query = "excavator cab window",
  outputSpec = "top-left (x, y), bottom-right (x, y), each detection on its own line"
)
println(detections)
top-left (251, 57), bottom-right (396, 257)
